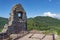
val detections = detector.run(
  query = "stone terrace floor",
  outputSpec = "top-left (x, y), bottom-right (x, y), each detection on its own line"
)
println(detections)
top-left (17, 33), bottom-right (53, 40)
top-left (6, 30), bottom-right (60, 40)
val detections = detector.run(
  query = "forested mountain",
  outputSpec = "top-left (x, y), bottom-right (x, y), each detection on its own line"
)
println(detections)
top-left (27, 16), bottom-right (60, 30)
top-left (27, 16), bottom-right (60, 36)
top-left (0, 16), bottom-right (60, 36)
top-left (0, 17), bottom-right (8, 32)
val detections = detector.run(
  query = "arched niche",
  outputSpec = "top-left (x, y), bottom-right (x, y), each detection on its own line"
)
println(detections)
top-left (16, 11), bottom-right (23, 19)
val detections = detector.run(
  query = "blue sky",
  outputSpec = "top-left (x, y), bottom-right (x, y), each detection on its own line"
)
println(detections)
top-left (0, 0), bottom-right (60, 19)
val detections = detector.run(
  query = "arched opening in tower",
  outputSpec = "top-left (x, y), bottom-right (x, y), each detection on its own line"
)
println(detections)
top-left (18, 13), bottom-right (22, 19)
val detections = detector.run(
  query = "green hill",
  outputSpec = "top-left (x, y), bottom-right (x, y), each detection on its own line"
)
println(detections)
top-left (0, 17), bottom-right (8, 32)
top-left (27, 16), bottom-right (60, 36)
top-left (0, 16), bottom-right (60, 36)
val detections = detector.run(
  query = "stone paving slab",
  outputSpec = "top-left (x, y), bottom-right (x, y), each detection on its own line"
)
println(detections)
top-left (42, 35), bottom-right (53, 40)
top-left (32, 34), bottom-right (45, 39)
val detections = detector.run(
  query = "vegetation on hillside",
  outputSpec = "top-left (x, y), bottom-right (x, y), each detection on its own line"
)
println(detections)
top-left (0, 17), bottom-right (8, 32)
top-left (27, 16), bottom-right (60, 37)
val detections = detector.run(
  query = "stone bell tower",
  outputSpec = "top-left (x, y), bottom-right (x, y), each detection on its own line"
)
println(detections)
top-left (7, 4), bottom-right (27, 34)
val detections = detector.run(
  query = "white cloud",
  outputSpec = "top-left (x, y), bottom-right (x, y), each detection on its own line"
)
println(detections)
top-left (43, 12), bottom-right (56, 17)
top-left (43, 12), bottom-right (60, 19)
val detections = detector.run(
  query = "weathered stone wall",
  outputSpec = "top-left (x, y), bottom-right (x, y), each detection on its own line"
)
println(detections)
top-left (7, 4), bottom-right (27, 34)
